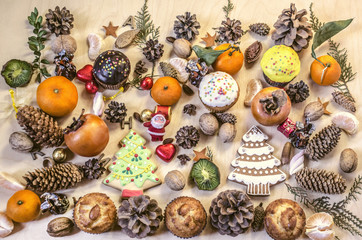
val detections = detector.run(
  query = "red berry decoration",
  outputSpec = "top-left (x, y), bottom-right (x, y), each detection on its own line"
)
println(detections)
top-left (85, 80), bottom-right (99, 94)
top-left (76, 64), bottom-right (94, 83)
top-left (140, 77), bottom-right (153, 90)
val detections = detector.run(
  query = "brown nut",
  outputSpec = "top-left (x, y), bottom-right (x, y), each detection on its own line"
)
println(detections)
top-left (340, 148), bottom-right (358, 173)
top-left (199, 113), bottom-right (219, 136)
top-left (47, 217), bottom-right (74, 237)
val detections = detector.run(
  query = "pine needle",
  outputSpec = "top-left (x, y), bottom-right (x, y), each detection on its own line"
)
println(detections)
top-left (223, 0), bottom-right (234, 18)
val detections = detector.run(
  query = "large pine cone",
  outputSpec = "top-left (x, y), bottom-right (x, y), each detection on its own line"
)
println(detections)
top-left (305, 125), bottom-right (341, 161)
top-left (174, 12), bottom-right (200, 41)
top-left (209, 190), bottom-right (254, 236)
top-left (16, 105), bottom-right (64, 148)
top-left (45, 6), bottom-right (74, 36)
top-left (175, 125), bottom-right (200, 149)
top-left (271, 3), bottom-right (313, 52)
top-left (118, 195), bottom-right (163, 238)
top-left (142, 39), bottom-right (164, 62)
top-left (295, 167), bottom-right (347, 194)
top-left (217, 18), bottom-right (246, 43)
top-left (23, 163), bottom-right (83, 193)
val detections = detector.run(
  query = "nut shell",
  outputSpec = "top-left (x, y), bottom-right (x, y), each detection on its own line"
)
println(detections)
top-left (51, 35), bottom-right (77, 54)
top-left (173, 39), bottom-right (192, 59)
top-left (9, 132), bottom-right (34, 152)
top-left (219, 123), bottom-right (236, 143)
top-left (199, 113), bottom-right (219, 136)
top-left (340, 148), bottom-right (358, 173)
top-left (47, 217), bottom-right (74, 237)
top-left (165, 170), bottom-right (186, 191)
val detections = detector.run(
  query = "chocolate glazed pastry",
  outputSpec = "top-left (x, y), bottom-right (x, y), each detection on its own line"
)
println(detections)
top-left (93, 50), bottom-right (131, 90)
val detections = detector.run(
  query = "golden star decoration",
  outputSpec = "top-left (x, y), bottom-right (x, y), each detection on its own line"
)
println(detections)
top-left (201, 32), bottom-right (216, 47)
top-left (103, 21), bottom-right (119, 38)
top-left (193, 148), bottom-right (210, 162)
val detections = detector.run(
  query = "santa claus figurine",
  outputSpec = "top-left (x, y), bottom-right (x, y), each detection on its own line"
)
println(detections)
top-left (143, 112), bottom-right (170, 142)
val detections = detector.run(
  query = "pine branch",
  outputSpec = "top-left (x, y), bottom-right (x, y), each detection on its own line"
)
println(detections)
top-left (206, 146), bottom-right (213, 161)
top-left (223, 0), bottom-right (234, 18)
top-left (134, 0), bottom-right (160, 48)
top-left (340, 175), bottom-right (362, 208)
top-left (309, 3), bottom-right (324, 32)
top-left (27, 7), bottom-right (50, 82)
top-left (328, 39), bottom-right (356, 102)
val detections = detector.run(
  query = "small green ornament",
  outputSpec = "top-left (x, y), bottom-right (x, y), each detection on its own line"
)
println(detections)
top-left (192, 45), bottom-right (227, 66)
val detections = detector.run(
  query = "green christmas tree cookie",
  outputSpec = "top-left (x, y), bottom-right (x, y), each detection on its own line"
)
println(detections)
top-left (103, 129), bottom-right (162, 191)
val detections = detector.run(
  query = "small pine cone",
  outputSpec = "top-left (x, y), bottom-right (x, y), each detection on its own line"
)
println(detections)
top-left (118, 195), bottom-right (163, 238)
top-left (285, 80), bottom-right (310, 103)
top-left (217, 18), bottom-right (246, 43)
top-left (209, 190), bottom-right (254, 236)
top-left (249, 23), bottom-right (270, 36)
top-left (177, 154), bottom-right (191, 165)
top-left (305, 125), bottom-right (341, 161)
top-left (185, 59), bottom-right (208, 87)
top-left (252, 202), bottom-right (265, 232)
top-left (214, 113), bottom-right (237, 125)
top-left (332, 91), bottom-right (356, 112)
top-left (142, 39), bottom-right (164, 62)
top-left (160, 62), bottom-right (180, 80)
top-left (271, 3), bottom-right (313, 52)
top-left (104, 101), bottom-right (127, 123)
top-left (183, 104), bottom-right (196, 116)
top-left (175, 126), bottom-right (200, 149)
top-left (54, 49), bottom-right (76, 80)
top-left (174, 12), bottom-right (201, 41)
top-left (134, 60), bottom-right (147, 76)
top-left (45, 6), bottom-right (74, 36)
top-left (16, 105), bottom-right (64, 148)
top-left (23, 163), bottom-right (84, 193)
top-left (295, 167), bottom-right (347, 194)
top-left (82, 154), bottom-right (109, 180)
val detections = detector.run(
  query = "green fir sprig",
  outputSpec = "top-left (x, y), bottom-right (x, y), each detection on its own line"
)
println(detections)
top-left (206, 146), bottom-right (213, 161)
top-left (309, 3), bottom-right (356, 101)
top-left (134, 0), bottom-right (160, 47)
top-left (286, 175), bottom-right (362, 236)
top-left (27, 7), bottom-right (50, 83)
top-left (223, 0), bottom-right (234, 19)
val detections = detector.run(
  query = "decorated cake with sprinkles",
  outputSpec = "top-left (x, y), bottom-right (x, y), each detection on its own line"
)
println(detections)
top-left (260, 45), bottom-right (300, 87)
top-left (93, 50), bottom-right (131, 90)
top-left (198, 71), bottom-right (240, 112)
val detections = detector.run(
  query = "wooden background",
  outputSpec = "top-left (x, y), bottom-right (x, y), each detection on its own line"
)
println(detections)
top-left (0, 0), bottom-right (361, 239)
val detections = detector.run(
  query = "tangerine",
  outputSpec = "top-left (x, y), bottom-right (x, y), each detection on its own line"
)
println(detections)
top-left (310, 55), bottom-right (341, 86)
top-left (212, 43), bottom-right (244, 75)
top-left (6, 190), bottom-right (41, 223)
top-left (37, 76), bottom-right (78, 117)
top-left (151, 76), bottom-right (182, 106)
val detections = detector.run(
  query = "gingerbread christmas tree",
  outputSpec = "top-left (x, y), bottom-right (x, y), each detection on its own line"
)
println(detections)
top-left (228, 126), bottom-right (286, 196)
top-left (103, 129), bottom-right (161, 191)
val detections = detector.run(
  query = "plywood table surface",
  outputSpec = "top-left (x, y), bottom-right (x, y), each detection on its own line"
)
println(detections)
top-left (0, 0), bottom-right (361, 239)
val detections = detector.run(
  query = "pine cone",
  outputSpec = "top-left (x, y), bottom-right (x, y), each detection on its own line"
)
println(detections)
top-left (185, 59), bottom-right (208, 87)
top-left (16, 105), bottom-right (64, 148)
top-left (104, 101), bottom-right (127, 123)
top-left (252, 202), bottom-right (265, 232)
top-left (160, 62), bottom-right (179, 80)
top-left (118, 195), bottom-right (163, 238)
top-left (45, 6), bottom-right (74, 36)
top-left (217, 18), bottom-right (246, 43)
top-left (305, 125), bottom-right (341, 161)
top-left (295, 167), bottom-right (347, 194)
top-left (174, 12), bottom-right (200, 41)
top-left (54, 49), bottom-right (76, 80)
top-left (214, 113), bottom-right (237, 125)
top-left (271, 3), bottom-right (313, 52)
top-left (23, 163), bottom-right (83, 193)
top-left (177, 154), bottom-right (191, 165)
top-left (175, 125), bottom-right (200, 149)
top-left (332, 91), bottom-right (356, 112)
top-left (209, 190), bottom-right (254, 236)
top-left (40, 192), bottom-right (69, 215)
top-left (183, 104), bottom-right (196, 116)
top-left (82, 154), bottom-right (109, 180)
top-left (142, 39), bottom-right (164, 62)
top-left (249, 23), bottom-right (270, 36)
top-left (285, 80), bottom-right (310, 103)
top-left (134, 60), bottom-right (148, 76)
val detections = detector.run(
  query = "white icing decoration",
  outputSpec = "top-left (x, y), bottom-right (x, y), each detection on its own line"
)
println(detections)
top-left (242, 126), bottom-right (269, 142)
top-left (289, 150), bottom-right (305, 175)
top-left (199, 71), bottom-right (239, 107)
top-left (231, 158), bottom-right (281, 169)
top-left (228, 170), bottom-right (287, 185)
top-left (92, 92), bottom-right (105, 116)
top-left (238, 144), bottom-right (274, 156)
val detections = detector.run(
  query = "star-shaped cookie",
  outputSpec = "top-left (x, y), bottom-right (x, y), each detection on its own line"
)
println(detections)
top-left (103, 21), bottom-right (119, 38)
